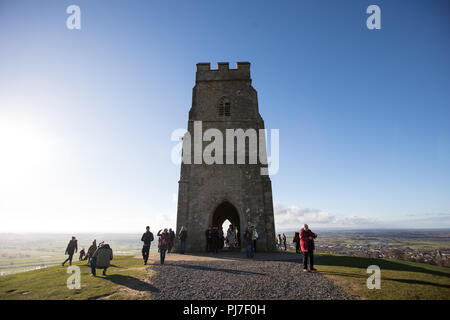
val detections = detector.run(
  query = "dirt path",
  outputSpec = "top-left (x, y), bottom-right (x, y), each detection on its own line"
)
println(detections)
top-left (144, 251), bottom-right (349, 300)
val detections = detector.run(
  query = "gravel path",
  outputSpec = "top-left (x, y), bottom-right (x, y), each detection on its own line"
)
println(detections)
top-left (145, 252), bottom-right (349, 300)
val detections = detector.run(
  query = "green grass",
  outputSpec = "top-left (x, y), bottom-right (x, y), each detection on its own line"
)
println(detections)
top-left (315, 253), bottom-right (450, 300)
top-left (0, 256), bottom-right (157, 300)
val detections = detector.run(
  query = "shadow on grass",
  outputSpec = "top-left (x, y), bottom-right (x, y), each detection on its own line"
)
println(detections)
top-left (166, 263), bottom-right (266, 276)
top-left (322, 270), bottom-right (450, 289)
top-left (104, 274), bottom-right (160, 293)
top-left (316, 254), bottom-right (450, 278)
top-left (176, 251), bottom-right (302, 263)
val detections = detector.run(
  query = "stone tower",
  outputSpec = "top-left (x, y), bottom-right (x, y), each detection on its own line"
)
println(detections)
top-left (175, 62), bottom-right (276, 252)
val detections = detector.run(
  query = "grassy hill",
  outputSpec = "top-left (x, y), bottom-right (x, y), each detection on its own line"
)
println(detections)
top-left (315, 253), bottom-right (450, 300)
top-left (0, 253), bottom-right (449, 300)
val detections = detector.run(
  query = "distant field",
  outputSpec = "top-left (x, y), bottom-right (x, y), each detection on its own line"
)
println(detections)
top-left (0, 233), bottom-right (152, 275)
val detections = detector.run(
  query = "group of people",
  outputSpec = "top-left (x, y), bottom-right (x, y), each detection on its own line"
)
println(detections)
top-left (205, 224), bottom-right (241, 253)
top-left (61, 223), bottom-right (318, 274)
top-left (141, 226), bottom-right (188, 265)
top-left (62, 237), bottom-right (114, 276)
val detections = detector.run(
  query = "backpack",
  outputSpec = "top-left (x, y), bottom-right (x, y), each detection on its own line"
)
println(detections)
top-left (158, 236), bottom-right (168, 249)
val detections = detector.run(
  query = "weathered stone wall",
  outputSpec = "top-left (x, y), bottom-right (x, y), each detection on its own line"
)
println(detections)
top-left (175, 62), bottom-right (276, 252)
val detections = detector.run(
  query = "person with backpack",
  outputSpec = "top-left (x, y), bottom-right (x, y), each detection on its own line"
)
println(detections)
top-left (300, 224), bottom-right (317, 272)
top-left (178, 226), bottom-right (187, 254)
top-left (91, 242), bottom-right (113, 276)
top-left (141, 226), bottom-right (154, 265)
top-left (157, 229), bottom-right (170, 264)
top-left (62, 236), bottom-right (78, 266)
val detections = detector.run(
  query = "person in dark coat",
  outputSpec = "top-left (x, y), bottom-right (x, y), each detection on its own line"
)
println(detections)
top-left (178, 226), bottom-right (187, 254)
top-left (205, 225), bottom-right (212, 252)
top-left (282, 233), bottom-right (287, 251)
top-left (300, 224), bottom-right (317, 272)
top-left (244, 225), bottom-right (255, 258)
top-left (293, 232), bottom-right (300, 253)
top-left (211, 226), bottom-right (219, 253)
top-left (62, 236), bottom-right (78, 266)
top-left (141, 226), bottom-right (154, 265)
top-left (91, 243), bottom-right (113, 276)
top-left (168, 228), bottom-right (175, 253)
top-left (78, 248), bottom-right (86, 261)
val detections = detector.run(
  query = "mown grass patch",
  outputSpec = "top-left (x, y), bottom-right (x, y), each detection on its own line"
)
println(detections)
top-left (0, 256), bottom-right (157, 300)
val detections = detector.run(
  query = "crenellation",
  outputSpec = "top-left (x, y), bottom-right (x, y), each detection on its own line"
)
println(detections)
top-left (196, 62), bottom-right (252, 82)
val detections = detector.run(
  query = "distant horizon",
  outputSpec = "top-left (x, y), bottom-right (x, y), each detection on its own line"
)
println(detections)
top-left (1, 227), bottom-right (449, 235)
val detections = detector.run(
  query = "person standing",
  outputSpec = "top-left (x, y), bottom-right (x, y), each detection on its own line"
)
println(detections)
top-left (282, 233), bottom-right (287, 251)
top-left (253, 227), bottom-right (258, 252)
top-left (300, 224), bottom-right (317, 272)
top-left (293, 232), bottom-right (300, 254)
top-left (211, 226), bottom-right (219, 253)
top-left (178, 226), bottom-right (187, 254)
top-left (157, 229), bottom-right (170, 264)
top-left (205, 226), bottom-right (212, 252)
top-left (168, 228), bottom-right (175, 253)
top-left (277, 234), bottom-right (282, 249)
top-left (91, 243), bottom-right (113, 276)
top-left (226, 225), bottom-right (235, 250)
top-left (62, 236), bottom-right (78, 266)
top-left (244, 225), bottom-right (255, 258)
top-left (87, 239), bottom-right (97, 266)
top-left (141, 226), bottom-right (154, 265)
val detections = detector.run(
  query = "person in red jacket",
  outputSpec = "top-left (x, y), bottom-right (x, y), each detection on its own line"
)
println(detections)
top-left (300, 224), bottom-right (317, 272)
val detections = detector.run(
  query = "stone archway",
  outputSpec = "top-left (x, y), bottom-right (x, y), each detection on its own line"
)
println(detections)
top-left (211, 201), bottom-right (241, 249)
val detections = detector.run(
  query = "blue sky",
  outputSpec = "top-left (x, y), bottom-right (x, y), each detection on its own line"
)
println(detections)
top-left (0, 0), bottom-right (449, 232)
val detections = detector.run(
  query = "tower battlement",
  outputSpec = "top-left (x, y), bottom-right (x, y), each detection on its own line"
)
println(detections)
top-left (196, 62), bottom-right (251, 82)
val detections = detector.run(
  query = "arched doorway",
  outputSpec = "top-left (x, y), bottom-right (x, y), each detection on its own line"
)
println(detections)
top-left (212, 201), bottom-right (241, 250)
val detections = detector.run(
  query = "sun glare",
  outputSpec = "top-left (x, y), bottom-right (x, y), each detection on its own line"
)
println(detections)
top-left (0, 116), bottom-right (54, 186)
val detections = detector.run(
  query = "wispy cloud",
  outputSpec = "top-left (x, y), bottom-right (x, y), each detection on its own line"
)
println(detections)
top-left (274, 203), bottom-right (450, 231)
top-left (274, 203), bottom-right (379, 231)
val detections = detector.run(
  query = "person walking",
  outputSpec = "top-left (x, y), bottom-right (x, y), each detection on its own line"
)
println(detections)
top-left (282, 233), bottom-right (287, 251)
top-left (178, 226), bottom-right (187, 254)
top-left (300, 224), bottom-right (317, 272)
top-left (244, 225), bottom-right (255, 258)
top-left (62, 236), bottom-right (78, 266)
top-left (91, 242), bottom-right (113, 276)
top-left (141, 226), bottom-right (154, 265)
top-left (157, 229), bottom-right (170, 264)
